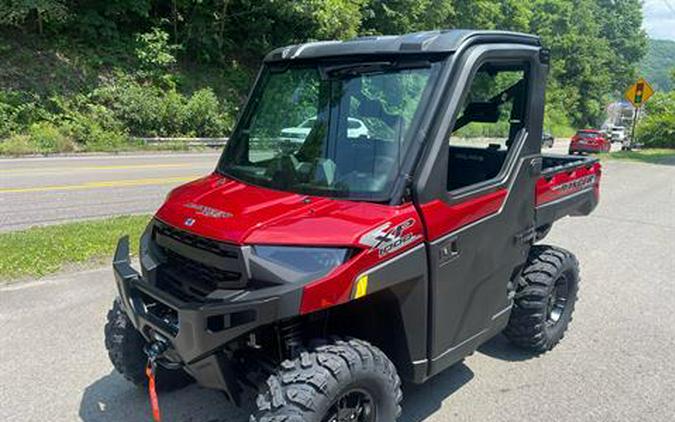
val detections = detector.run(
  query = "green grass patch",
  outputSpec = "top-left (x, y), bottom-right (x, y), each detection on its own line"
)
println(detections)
top-left (598, 148), bottom-right (675, 165)
top-left (0, 215), bottom-right (150, 282)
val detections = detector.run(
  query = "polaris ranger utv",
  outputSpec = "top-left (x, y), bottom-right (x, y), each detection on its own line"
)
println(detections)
top-left (106, 30), bottom-right (602, 421)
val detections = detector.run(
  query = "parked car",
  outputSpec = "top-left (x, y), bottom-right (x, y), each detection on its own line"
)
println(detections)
top-left (106, 30), bottom-right (602, 422)
top-left (281, 117), bottom-right (369, 142)
top-left (541, 132), bottom-right (554, 148)
top-left (610, 126), bottom-right (626, 143)
top-left (569, 129), bottom-right (611, 154)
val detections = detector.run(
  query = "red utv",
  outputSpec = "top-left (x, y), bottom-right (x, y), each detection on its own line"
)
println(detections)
top-left (569, 129), bottom-right (611, 154)
top-left (105, 30), bottom-right (602, 421)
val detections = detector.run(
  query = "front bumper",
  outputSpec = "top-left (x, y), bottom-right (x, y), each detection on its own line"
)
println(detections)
top-left (112, 236), bottom-right (287, 399)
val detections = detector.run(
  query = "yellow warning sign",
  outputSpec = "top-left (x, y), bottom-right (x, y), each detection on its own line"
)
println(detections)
top-left (625, 78), bottom-right (654, 108)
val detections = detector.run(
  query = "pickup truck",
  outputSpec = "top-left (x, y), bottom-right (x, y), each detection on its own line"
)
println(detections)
top-left (105, 30), bottom-right (601, 421)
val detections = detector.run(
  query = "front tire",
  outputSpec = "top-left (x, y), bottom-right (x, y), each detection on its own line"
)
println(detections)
top-left (104, 299), bottom-right (192, 391)
top-left (504, 246), bottom-right (580, 353)
top-left (253, 338), bottom-right (402, 422)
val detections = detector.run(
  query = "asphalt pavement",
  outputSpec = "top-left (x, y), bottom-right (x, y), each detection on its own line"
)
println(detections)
top-left (1, 157), bottom-right (673, 421)
top-left (0, 152), bottom-right (220, 232)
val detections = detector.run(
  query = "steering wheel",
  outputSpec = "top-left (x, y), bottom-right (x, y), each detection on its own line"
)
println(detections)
top-left (265, 151), bottom-right (299, 187)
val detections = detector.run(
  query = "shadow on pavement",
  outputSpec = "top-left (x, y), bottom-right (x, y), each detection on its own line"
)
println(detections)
top-left (477, 334), bottom-right (536, 362)
top-left (79, 371), bottom-right (249, 422)
top-left (400, 362), bottom-right (474, 422)
top-left (81, 363), bottom-right (475, 422)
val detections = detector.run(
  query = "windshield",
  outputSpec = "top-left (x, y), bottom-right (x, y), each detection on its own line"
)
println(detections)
top-left (218, 61), bottom-right (441, 201)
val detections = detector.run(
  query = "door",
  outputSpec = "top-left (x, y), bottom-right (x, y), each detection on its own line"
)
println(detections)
top-left (414, 46), bottom-right (548, 376)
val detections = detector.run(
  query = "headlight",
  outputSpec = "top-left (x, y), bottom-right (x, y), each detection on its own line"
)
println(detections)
top-left (250, 246), bottom-right (350, 284)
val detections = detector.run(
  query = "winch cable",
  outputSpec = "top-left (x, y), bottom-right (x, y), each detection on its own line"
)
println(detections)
top-left (144, 341), bottom-right (169, 422)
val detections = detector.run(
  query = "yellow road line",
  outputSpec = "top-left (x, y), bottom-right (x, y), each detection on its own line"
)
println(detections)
top-left (0, 176), bottom-right (201, 194)
top-left (1, 163), bottom-right (199, 175)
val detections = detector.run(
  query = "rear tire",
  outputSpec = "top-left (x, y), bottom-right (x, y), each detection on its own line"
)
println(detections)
top-left (252, 338), bottom-right (402, 422)
top-left (104, 299), bottom-right (193, 391)
top-left (504, 246), bottom-right (580, 353)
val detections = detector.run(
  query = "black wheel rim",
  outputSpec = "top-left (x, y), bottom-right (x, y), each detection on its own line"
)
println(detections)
top-left (546, 274), bottom-right (569, 327)
top-left (323, 388), bottom-right (376, 422)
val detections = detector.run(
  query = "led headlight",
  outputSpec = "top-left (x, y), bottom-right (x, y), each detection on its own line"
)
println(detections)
top-left (250, 246), bottom-right (350, 284)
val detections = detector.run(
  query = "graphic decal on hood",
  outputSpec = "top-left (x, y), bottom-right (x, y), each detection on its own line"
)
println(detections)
top-left (184, 202), bottom-right (233, 218)
top-left (359, 218), bottom-right (421, 257)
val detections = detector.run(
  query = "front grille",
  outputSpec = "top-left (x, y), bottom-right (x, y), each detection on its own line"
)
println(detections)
top-left (152, 220), bottom-right (247, 301)
top-left (154, 221), bottom-right (238, 258)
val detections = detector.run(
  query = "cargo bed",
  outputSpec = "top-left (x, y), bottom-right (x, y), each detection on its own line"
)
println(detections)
top-left (535, 154), bottom-right (601, 230)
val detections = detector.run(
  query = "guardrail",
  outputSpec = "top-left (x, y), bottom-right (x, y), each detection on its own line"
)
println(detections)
top-left (132, 137), bottom-right (229, 147)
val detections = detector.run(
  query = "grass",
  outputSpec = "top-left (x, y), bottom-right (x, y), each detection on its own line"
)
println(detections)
top-left (599, 148), bottom-right (675, 165)
top-left (0, 215), bottom-right (150, 282)
top-left (0, 137), bottom-right (203, 156)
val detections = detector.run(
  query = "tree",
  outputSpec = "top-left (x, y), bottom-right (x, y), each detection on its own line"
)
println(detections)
top-left (361, 0), bottom-right (455, 35)
top-left (528, 0), bottom-right (616, 126)
top-left (0, 0), bottom-right (68, 34)
top-left (596, 0), bottom-right (648, 93)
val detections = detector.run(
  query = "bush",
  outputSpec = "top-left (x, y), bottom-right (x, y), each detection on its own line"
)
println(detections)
top-left (59, 113), bottom-right (129, 152)
top-left (0, 101), bottom-right (15, 137)
top-left (0, 134), bottom-right (36, 155)
top-left (0, 123), bottom-right (76, 155)
top-left (92, 78), bottom-right (231, 137)
top-left (92, 78), bottom-right (165, 136)
top-left (0, 91), bottom-right (52, 137)
top-left (184, 88), bottom-right (232, 136)
top-left (27, 122), bottom-right (76, 152)
top-left (638, 91), bottom-right (675, 148)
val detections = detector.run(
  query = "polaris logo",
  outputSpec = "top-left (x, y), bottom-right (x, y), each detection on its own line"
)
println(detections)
top-left (184, 202), bottom-right (233, 219)
top-left (551, 175), bottom-right (596, 193)
top-left (184, 218), bottom-right (196, 227)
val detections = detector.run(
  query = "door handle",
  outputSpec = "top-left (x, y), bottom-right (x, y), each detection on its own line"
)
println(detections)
top-left (439, 237), bottom-right (460, 265)
top-left (529, 157), bottom-right (543, 176)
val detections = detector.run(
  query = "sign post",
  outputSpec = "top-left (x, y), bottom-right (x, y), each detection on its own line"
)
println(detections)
top-left (624, 78), bottom-right (654, 150)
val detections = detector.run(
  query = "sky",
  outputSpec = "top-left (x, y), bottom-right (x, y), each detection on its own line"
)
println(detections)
top-left (643, 0), bottom-right (675, 40)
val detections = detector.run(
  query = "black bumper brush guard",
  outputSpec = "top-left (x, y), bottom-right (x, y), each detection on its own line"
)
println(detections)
top-left (112, 236), bottom-right (280, 403)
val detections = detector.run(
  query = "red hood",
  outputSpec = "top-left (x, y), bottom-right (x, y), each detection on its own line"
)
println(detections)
top-left (156, 173), bottom-right (414, 247)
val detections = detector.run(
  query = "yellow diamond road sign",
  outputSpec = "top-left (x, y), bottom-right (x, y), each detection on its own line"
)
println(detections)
top-left (625, 78), bottom-right (654, 108)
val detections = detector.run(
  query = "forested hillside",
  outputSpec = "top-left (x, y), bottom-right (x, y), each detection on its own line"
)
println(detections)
top-left (0, 0), bottom-right (647, 153)
top-left (640, 39), bottom-right (675, 92)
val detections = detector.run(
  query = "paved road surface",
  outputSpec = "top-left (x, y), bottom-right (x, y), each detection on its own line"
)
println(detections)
top-left (0, 153), bottom-right (220, 232)
top-left (1, 158), bottom-right (673, 421)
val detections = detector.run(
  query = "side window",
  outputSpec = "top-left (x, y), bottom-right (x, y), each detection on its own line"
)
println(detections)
top-left (447, 62), bottom-right (529, 191)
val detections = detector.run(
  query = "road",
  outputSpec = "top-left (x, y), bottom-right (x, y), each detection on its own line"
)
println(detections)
top-left (0, 153), bottom-right (220, 232)
top-left (0, 139), bottom-right (597, 232)
top-left (1, 158), bottom-right (673, 421)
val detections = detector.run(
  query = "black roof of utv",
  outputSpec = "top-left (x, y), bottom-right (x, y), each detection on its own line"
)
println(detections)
top-left (264, 30), bottom-right (541, 62)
